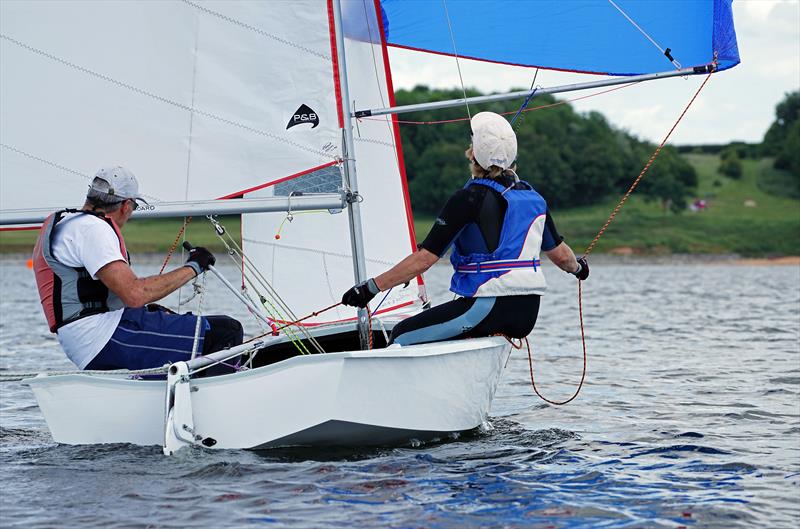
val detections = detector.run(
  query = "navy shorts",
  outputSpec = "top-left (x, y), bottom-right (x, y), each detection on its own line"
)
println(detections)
top-left (86, 307), bottom-right (209, 371)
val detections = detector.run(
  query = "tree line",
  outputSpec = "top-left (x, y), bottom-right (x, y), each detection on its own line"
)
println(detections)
top-left (394, 86), bottom-right (697, 215)
top-left (678, 90), bottom-right (799, 183)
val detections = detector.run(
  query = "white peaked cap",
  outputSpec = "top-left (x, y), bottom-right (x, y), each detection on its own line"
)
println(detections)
top-left (89, 166), bottom-right (145, 202)
top-left (470, 112), bottom-right (517, 170)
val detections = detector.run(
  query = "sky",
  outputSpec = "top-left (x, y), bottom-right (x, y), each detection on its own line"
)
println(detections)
top-left (387, 0), bottom-right (800, 145)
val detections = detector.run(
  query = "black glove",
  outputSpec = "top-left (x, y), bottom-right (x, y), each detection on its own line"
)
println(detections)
top-left (184, 246), bottom-right (216, 276)
top-left (341, 278), bottom-right (380, 308)
top-left (572, 257), bottom-right (589, 280)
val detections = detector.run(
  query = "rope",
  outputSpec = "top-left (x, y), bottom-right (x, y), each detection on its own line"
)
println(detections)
top-left (521, 280), bottom-right (587, 405)
top-left (160, 217), bottom-right (192, 274)
top-left (583, 70), bottom-right (714, 257)
top-left (210, 216), bottom-right (325, 354)
top-left (522, 68), bottom-right (715, 406)
top-left (243, 302), bottom-right (342, 345)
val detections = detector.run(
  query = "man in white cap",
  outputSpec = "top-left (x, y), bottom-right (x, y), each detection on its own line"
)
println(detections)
top-left (341, 112), bottom-right (588, 345)
top-left (32, 166), bottom-right (243, 372)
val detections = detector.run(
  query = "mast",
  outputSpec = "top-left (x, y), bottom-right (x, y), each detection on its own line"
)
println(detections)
top-left (331, 0), bottom-right (371, 351)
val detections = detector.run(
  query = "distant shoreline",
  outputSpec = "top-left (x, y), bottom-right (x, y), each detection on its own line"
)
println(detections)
top-left (1, 252), bottom-right (797, 267)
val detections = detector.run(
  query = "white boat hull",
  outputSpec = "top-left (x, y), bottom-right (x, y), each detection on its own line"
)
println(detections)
top-left (26, 337), bottom-right (511, 450)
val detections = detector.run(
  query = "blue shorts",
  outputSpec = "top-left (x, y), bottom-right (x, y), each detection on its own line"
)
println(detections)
top-left (86, 307), bottom-right (209, 371)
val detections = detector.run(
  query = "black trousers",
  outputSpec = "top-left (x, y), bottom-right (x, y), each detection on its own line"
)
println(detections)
top-left (202, 315), bottom-right (244, 354)
top-left (390, 294), bottom-right (540, 346)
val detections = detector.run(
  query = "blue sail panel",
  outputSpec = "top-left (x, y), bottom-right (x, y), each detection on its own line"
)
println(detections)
top-left (379, 0), bottom-right (740, 75)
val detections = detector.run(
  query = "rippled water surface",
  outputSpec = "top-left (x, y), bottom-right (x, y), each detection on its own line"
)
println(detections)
top-left (1, 257), bottom-right (798, 528)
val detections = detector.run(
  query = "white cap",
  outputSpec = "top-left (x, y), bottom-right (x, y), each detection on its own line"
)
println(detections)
top-left (88, 166), bottom-right (145, 203)
top-left (470, 112), bottom-right (517, 170)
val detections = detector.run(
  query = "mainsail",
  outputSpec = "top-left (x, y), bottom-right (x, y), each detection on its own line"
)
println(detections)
top-left (0, 0), bottom-right (423, 325)
top-left (0, 0), bottom-right (740, 329)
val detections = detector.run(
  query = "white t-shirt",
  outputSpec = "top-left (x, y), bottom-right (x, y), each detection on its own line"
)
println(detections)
top-left (50, 213), bottom-right (127, 369)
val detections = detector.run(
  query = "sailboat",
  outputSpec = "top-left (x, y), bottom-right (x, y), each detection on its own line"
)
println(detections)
top-left (0, 1), bottom-right (739, 454)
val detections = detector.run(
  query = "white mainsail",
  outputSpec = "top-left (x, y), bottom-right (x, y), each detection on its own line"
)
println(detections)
top-left (1, 0), bottom-right (341, 208)
top-left (242, 1), bottom-right (422, 325)
top-left (1, 0), bottom-right (423, 325)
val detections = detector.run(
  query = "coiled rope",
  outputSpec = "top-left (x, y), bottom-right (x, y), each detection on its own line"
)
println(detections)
top-left (525, 68), bottom-right (716, 406)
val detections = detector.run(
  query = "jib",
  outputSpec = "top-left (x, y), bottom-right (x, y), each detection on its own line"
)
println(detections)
top-left (294, 113), bottom-right (317, 123)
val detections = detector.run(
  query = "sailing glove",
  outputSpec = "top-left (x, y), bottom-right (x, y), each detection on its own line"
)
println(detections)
top-left (342, 278), bottom-right (380, 308)
top-left (185, 246), bottom-right (216, 276)
top-left (572, 257), bottom-right (590, 280)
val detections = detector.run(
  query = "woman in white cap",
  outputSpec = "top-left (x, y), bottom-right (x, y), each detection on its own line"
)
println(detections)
top-left (341, 112), bottom-right (588, 346)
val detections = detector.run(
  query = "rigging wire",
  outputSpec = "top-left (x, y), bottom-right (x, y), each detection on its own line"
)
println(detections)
top-left (440, 0), bottom-right (471, 120)
top-left (207, 216), bottom-right (325, 354)
top-left (606, 0), bottom-right (681, 69)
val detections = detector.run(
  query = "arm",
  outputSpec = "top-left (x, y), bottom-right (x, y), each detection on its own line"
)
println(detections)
top-left (544, 241), bottom-right (581, 274)
top-left (374, 249), bottom-right (439, 291)
top-left (96, 261), bottom-right (196, 308)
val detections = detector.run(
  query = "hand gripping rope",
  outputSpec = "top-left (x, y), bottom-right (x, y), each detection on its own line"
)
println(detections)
top-left (523, 67), bottom-right (716, 406)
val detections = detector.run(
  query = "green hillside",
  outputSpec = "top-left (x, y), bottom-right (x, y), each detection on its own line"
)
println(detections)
top-left (415, 154), bottom-right (799, 257)
top-left (3, 155), bottom-right (798, 257)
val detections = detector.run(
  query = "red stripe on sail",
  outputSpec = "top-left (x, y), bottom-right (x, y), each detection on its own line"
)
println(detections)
top-left (373, 0), bottom-right (424, 289)
top-left (327, 0), bottom-right (344, 129)
top-left (215, 161), bottom-right (340, 200)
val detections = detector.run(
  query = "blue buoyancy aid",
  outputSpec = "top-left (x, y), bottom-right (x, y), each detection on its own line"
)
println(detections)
top-left (449, 178), bottom-right (548, 297)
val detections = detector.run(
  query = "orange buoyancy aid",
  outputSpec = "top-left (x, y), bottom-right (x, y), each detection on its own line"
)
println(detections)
top-left (32, 209), bottom-right (128, 333)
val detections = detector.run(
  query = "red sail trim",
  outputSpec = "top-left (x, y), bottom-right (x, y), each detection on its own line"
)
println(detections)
top-left (215, 161), bottom-right (340, 200)
top-left (326, 0), bottom-right (344, 129)
top-left (272, 300), bottom-right (415, 327)
top-left (0, 225), bottom-right (40, 231)
top-left (386, 43), bottom-right (614, 77)
top-left (373, 0), bottom-right (424, 289)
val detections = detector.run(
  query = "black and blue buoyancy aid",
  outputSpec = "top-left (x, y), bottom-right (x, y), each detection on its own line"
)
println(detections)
top-left (449, 178), bottom-right (548, 297)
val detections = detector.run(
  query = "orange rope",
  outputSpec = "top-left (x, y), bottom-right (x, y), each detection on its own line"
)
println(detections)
top-left (242, 302), bottom-right (343, 345)
top-left (159, 217), bottom-right (192, 274)
top-left (524, 281), bottom-right (588, 405)
top-left (583, 71), bottom-right (715, 258)
top-left (526, 70), bottom-right (715, 405)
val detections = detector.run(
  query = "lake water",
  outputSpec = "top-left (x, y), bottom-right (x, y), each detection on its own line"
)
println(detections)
top-left (1, 257), bottom-right (798, 528)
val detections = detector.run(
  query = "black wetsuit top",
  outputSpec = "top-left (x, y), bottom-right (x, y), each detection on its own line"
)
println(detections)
top-left (390, 175), bottom-right (563, 345)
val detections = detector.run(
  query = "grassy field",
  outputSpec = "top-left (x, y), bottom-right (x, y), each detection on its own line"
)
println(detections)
top-left (3, 155), bottom-right (798, 257)
top-left (0, 216), bottom-right (241, 255)
top-left (418, 154), bottom-right (800, 257)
